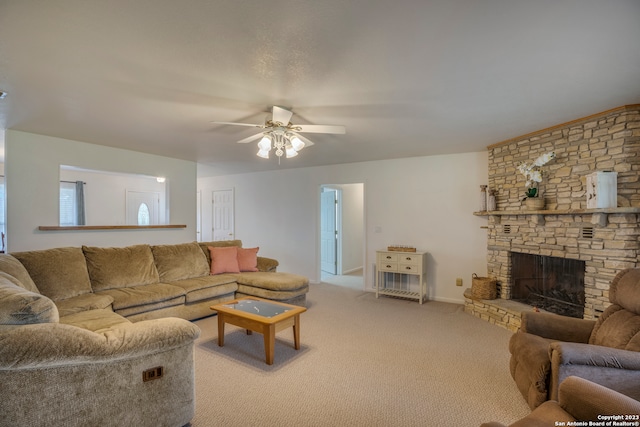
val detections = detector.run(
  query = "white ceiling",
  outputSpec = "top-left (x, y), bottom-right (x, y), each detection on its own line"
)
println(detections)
top-left (0, 1), bottom-right (639, 176)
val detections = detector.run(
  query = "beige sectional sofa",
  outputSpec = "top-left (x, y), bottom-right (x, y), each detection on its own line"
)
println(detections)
top-left (0, 240), bottom-right (309, 427)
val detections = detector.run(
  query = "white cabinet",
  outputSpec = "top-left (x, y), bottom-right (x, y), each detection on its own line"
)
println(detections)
top-left (375, 250), bottom-right (427, 304)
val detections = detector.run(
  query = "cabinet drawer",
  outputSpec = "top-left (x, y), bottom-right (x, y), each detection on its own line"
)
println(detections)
top-left (378, 252), bottom-right (398, 263)
top-left (378, 262), bottom-right (398, 272)
top-left (398, 264), bottom-right (419, 273)
top-left (398, 254), bottom-right (420, 266)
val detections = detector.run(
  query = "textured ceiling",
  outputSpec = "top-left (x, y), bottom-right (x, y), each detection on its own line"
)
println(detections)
top-left (0, 0), bottom-right (639, 176)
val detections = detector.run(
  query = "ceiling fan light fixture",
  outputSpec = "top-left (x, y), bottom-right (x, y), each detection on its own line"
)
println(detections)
top-left (216, 105), bottom-right (344, 163)
top-left (290, 135), bottom-right (305, 152)
top-left (285, 144), bottom-right (298, 158)
top-left (257, 135), bottom-right (272, 151)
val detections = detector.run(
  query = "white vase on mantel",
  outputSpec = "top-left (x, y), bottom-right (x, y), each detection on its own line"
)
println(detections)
top-left (525, 197), bottom-right (545, 210)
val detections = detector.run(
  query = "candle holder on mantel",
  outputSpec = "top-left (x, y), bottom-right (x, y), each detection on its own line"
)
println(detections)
top-left (479, 185), bottom-right (488, 211)
top-left (487, 189), bottom-right (497, 211)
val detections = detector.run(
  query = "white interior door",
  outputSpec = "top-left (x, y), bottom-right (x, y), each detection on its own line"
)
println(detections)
top-left (321, 190), bottom-right (338, 274)
top-left (212, 189), bottom-right (234, 241)
top-left (126, 191), bottom-right (160, 225)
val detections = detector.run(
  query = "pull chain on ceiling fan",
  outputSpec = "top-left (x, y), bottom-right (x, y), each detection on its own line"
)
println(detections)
top-left (213, 106), bottom-right (346, 163)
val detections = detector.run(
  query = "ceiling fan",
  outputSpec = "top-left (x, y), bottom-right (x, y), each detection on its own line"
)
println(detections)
top-left (213, 106), bottom-right (346, 161)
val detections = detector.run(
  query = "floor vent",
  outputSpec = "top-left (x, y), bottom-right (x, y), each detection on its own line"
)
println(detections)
top-left (582, 227), bottom-right (594, 239)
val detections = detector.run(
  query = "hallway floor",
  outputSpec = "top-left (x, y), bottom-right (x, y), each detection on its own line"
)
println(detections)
top-left (320, 269), bottom-right (363, 290)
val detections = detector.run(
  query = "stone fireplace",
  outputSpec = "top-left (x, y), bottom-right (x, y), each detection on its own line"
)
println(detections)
top-left (464, 104), bottom-right (640, 331)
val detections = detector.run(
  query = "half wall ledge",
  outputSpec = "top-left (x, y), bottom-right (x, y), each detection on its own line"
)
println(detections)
top-left (38, 225), bottom-right (187, 231)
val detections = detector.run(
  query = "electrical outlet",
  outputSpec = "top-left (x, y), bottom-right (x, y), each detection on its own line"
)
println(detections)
top-left (456, 278), bottom-right (463, 287)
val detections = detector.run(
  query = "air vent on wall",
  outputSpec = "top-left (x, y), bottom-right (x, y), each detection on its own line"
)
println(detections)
top-left (503, 224), bottom-right (511, 234)
top-left (582, 227), bottom-right (594, 239)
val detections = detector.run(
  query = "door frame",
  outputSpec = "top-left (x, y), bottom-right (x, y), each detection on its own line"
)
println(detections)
top-left (317, 182), bottom-right (366, 287)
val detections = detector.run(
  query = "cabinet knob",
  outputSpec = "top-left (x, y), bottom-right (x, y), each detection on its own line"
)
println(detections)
top-left (405, 266), bottom-right (411, 270)
top-left (386, 256), bottom-right (392, 259)
top-left (406, 257), bottom-right (412, 260)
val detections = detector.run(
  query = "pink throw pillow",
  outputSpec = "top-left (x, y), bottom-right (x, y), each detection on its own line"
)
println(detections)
top-left (208, 246), bottom-right (240, 275)
top-left (237, 247), bottom-right (259, 272)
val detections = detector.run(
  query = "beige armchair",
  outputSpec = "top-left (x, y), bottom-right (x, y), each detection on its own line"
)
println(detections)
top-left (509, 267), bottom-right (640, 409)
top-left (481, 376), bottom-right (640, 427)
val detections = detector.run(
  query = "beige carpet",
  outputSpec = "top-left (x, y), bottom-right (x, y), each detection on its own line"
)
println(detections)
top-left (320, 269), bottom-right (364, 290)
top-left (191, 283), bottom-right (530, 426)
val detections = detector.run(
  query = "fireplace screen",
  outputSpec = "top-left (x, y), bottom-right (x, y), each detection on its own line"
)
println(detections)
top-left (511, 253), bottom-right (585, 318)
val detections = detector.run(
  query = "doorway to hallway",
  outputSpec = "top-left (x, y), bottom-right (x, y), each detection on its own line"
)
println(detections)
top-left (319, 183), bottom-right (364, 290)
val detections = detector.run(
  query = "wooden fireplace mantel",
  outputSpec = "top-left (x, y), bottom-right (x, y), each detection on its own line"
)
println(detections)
top-left (473, 207), bottom-right (640, 216)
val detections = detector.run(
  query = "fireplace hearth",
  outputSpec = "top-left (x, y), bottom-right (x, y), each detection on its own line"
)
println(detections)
top-left (511, 252), bottom-right (585, 318)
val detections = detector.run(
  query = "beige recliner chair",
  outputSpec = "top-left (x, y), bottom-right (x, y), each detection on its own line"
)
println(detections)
top-left (481, 376), bottom-right (640, 427)
top-left (509, 267), bottom-right (640, 409)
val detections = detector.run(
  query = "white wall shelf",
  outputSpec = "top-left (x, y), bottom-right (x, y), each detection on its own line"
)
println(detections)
top-left (38, 225), bottom-right (187, 231)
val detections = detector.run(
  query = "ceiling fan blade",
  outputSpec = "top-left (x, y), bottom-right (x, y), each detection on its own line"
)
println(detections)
top-left (296, 124), bottom-right (346, 134)
top-left (237, 133), bottom-right (265, 144)
top-left (212, 121), bottom-right (263, 128)
top-left (272, 106), bottom-right (293, 125)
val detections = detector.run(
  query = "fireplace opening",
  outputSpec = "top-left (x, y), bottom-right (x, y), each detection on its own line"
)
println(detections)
top-left (511, 253), bottom-right (585, 318)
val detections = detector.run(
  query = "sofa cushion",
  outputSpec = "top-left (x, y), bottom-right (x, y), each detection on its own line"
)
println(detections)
top-left (83, 244), bottom-right (160, 291)
top-left (0, 254), bottom-right (39, 293)
top-left (0, 276), bottom-right (59, 325)
top-left (55, 293), bottom-right (115, 317)
top-left (610, 268), bottom-right (640, 312)
top-left (236, 284), bottom-right (309, 301)
top-left (12, 247), bottom-right (93, 301)
top-left (257, 256), bottom-right (279, 272)
top-left (589, 305), bottom-right (640, 350)
top-left (198, 240), bottom-right (242, 264)
top-left (233, 272), bottom-right (309, 291)
top-left (59, 308), bottom-right (130, 333)
top-left (168, 275), bottom-right (238, 303)
top-left (151, 242), bottom-right (210, 281)
top-left (95, 283), bottom-right (185, 311)
top-left (209, 246), bottom-right (240, 275)
top-left (237, 247), bottom-right (259, 272)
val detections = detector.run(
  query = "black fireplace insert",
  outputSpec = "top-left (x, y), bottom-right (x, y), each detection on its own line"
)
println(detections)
top-left (511, 252), bottom-right (585, 318)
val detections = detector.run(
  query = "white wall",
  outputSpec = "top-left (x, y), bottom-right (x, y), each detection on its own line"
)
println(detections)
top-left (336, 183), bottom-right (364, 274)
top-left (6, 130), bottom-right (196, 251)
top-left (198, 151), bottom-right (489, 304)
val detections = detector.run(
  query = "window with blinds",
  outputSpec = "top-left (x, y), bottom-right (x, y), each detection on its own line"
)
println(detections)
top-left (60, 181), bottom-right (78, 226)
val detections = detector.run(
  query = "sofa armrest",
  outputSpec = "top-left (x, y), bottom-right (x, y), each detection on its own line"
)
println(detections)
top-left (550, 341), bottom-right (640, 370)
top-left (480, 377), bottom-right (640, 427)
top-left (521, 311), bottom-right (595, 342)
top-left (560, 376), bottom-right (640, 421)
top-left (257, 256), bottom-right (279, 272)
top-left (0, 317), bottom-right (200, 369)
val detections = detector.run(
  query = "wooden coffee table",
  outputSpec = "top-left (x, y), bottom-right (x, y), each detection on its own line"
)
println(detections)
top-left (210, 296), bottom-right (307, 365)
